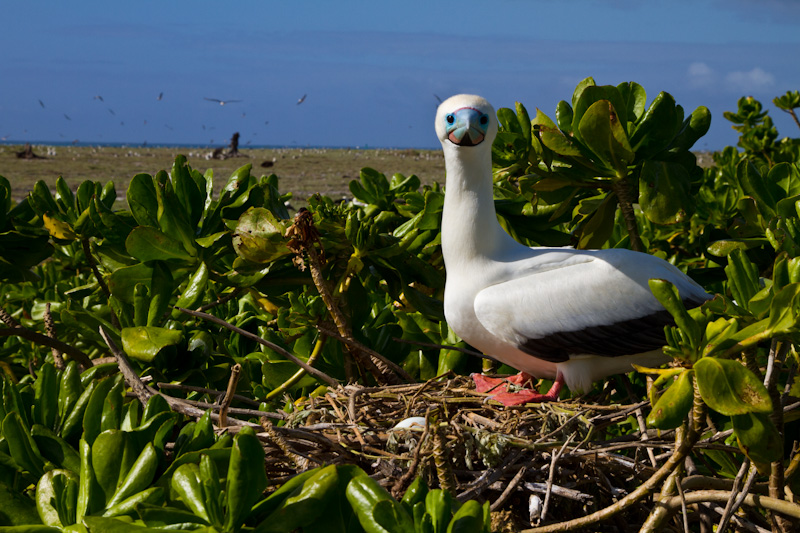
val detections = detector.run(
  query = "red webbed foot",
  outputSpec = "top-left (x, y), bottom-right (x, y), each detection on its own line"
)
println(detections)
top-left (471, 372), bottom-right (564, 406)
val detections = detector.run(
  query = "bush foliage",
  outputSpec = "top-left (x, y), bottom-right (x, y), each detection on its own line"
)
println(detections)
top-left (1, 79), bottom-right (799, 531)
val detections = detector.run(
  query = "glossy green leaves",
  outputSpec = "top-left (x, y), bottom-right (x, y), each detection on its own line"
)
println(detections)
top-left (694, 358), bottom-right (771, 415)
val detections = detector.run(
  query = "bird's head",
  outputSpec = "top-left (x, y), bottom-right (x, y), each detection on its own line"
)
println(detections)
top-left (435, 94), bottom-right (497, 148)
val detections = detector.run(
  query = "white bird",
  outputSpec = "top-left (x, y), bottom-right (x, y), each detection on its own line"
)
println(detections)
top-left (204, 97), bottom-right (242, 106)
top-left (435, 94), bottom-right (711, 405)
top-left (296, 93), bottom-right (307, 105)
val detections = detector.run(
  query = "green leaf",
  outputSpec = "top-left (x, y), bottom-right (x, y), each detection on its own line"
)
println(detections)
top-left (724, 248), bottom-right (761, 312)
top-left (171, 262), bottom-right (209, 318)
top-left (126, 226), bottom-right (196, 262)
top-left (84, 515), bottom-right (180, 532)
top-left (570, 76), bottom-right (596, 110)
top-left (400, 476), bottom-right (428, 514)
top-left (91, 430), bottom-right (126, 505)
top-left (3, 412), bottom-right (45, 477)
top-left (120, 327), bottom-right (182, 363)
top-left (425, 489), bottom-right (453, 533)
top-left (554, 100), bottom-right (573, 133)
top-left (731, 412), bottom-right (783, 464)
top-left (252, 464), bottom-right (340, 533)
top-left (31, 425), bottom-right (81, 473)
top-left (101, 487), bottom-right (164, 518)
top-left (106, 443), bottom-right (158, 508)
top-left (33, 363), bottom-right (58, 430)
top-left (694, 357), bottom-right (772, 415)
top-left (639, 160), bottom-right (693, 224)
top-left (346, 474), bottom-right (414, 533)
top-left (108, 263), bottom-right (154, 305)
top-left (534, 108), bottom-right (581, 157)
top-left (737, 160), bottom-right (777, 220)
top-left (646, 370), bottom-right (694, 429)
top-left (36, 469), bottom-right (79, 528)
top-left (670, 106), bottom-right (711, 152)
top-left (224, 426), bottom-right (268, 532)
top-left (616, 81), bottom-right (647, 125)
top-left (127, 174), bottom-right (159, 228)
top-left (171, 463), bottom-right (210, 523)
top-left (575, 192), bottom-right (617, 249)
top-left (232, 207), bottom-right (290, 264)
top-left (629, 91), bottom-right (678, 156)
top-left (0, 478), bottom-right (43, 526)
top-left (648, 279), bottom-right (701, 351)
top-left (577, 99), bottom-right (634, 176)
top-left (766, 283), bottom-right (800, 335)
top-left (147, 261), bottom-right (173, 326)
top-left (447, 500), bottom-right (486, 533)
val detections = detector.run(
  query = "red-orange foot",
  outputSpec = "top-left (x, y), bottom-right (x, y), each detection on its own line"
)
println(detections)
top-left (471, 372), bottom-right (564, 406)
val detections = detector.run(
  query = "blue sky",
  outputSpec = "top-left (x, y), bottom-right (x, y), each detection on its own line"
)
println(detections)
top-left (2, 0), bottom-right (800, 151)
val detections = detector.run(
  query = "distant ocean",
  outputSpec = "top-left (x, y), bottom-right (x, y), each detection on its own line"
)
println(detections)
top-left (0, 140), bottom-right (437, 150)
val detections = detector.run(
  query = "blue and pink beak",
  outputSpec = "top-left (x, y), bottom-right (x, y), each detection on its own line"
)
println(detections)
top-left (445, 107), bottom-right (489, 146)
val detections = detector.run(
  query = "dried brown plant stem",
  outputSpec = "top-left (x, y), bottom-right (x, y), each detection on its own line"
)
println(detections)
top-left (286, 209), bottom-right (398, 385)
top-left (522, 381), bottom-right (704, 533)
top-left (197, 287), bottom-right (243, 312)
top-left (99, 326), bottom-right (250, 427)
top-left (82, 238), bottom-right (120, 330)
top-left (318, 324), bottom-right (413, 383)
top-left (260, 417), bottom-right (306, 469)
top-left (391, 409), bottom-right (431, 498)
top-left (0, 307), bottom-right (21, 328)
top-left (653, 491), bottom-right (800, 522)
top-left (156, 382), bottom-right (262, 407)
top-left (217, 363), bottom-right (241, 428)
top-left (611, 179), bottom-right (644, 252)
top-left (44, 303), bottom-right (65, 370)
top-left (433, 422), bottom-right (457, 493)
top-left (0, 326), bottom-right (93, 369)
top-left (765, 340), bottom-right (793, 533)
top-left (176, 306), bottom-right (339, 388)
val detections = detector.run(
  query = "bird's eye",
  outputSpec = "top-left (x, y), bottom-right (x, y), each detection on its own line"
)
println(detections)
top-left (446, 114), bottom-right (455, 124)
top-left (480, 114), bottom-right (489, 126)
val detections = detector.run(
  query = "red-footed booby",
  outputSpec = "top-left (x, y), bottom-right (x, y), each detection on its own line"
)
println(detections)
top-left (436, 94), bottom-right (711, 405)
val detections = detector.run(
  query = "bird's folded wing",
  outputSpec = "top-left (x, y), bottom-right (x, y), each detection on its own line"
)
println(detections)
top-left (472, 257), bottom-right (689, 362)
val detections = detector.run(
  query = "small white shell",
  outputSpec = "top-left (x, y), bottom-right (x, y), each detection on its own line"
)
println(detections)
top-left (391, 416), bottom-right (427, 430)
top-left (528, 494), bottom-right (543, 522)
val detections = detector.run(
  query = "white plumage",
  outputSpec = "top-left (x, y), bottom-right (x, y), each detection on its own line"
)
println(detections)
top-left (436, 94), bottom-right (710, 404)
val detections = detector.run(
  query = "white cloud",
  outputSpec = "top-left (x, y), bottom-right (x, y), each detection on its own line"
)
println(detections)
top-left (725, 67), bottom-right (776, 92)
top-left (687, 62), bottom-right (715, 88)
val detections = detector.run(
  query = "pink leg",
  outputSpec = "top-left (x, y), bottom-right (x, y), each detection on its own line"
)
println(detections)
top-left (471, 372), bottom-right (564, 406)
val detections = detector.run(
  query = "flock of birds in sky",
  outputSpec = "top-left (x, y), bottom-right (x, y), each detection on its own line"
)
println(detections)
top-left (17, 92), bottom-right (311, 145)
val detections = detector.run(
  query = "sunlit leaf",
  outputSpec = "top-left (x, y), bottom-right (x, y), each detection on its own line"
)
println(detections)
top-left (694, 357), bottom-right (772, 415)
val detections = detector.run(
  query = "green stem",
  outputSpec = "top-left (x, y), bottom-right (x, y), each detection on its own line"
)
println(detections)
top-left (264, 336), bottom-right (327, 401)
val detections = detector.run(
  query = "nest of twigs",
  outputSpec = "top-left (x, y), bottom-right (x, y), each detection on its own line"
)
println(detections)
top-left (244, 375), bottom-right (783, 533)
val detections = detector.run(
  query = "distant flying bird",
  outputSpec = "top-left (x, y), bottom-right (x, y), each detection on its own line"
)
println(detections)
top-left (64, 114), bottom-right (71, 121)
top-left (94, 95), bottom-right (104, 102)
top-left (435, 94), bottom-right (711, 406)
top-left (38, 99), bottom-right (46, 108)
top-left (204, 97), bottom-right (242, 106)
top-left (296, 94), bottom-right (307, 105)
top-left (157, 92), bottom-right (163, 101)
top-left (165, 124), bottom-right (173, 130)
top-left (108, 108), bottom-right (116, 115)
top-left (241, 112), bottom-right (246, 118)
top-left (264, 121), bottom-right (269, 126)
top-left (143, 119), bottom-right (148, 125)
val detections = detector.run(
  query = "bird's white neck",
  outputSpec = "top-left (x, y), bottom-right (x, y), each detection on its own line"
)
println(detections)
top-left (441, 144), bottom-right (521, 266)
